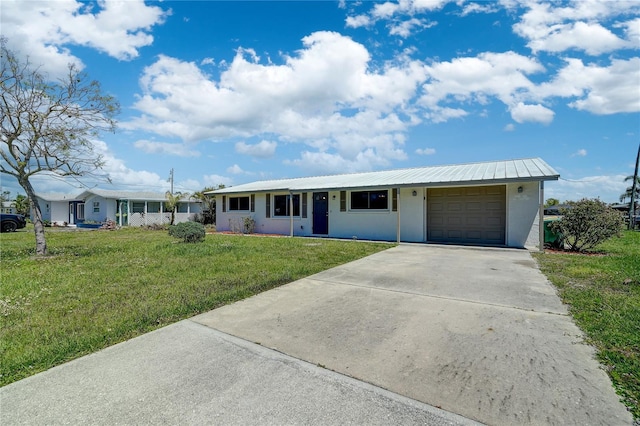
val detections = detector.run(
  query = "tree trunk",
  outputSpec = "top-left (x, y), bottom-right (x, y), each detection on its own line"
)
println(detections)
top-left (21, 179), bottom-right (47, 256)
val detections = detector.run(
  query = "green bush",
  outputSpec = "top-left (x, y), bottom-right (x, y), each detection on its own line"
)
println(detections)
top-left (549, 198), bottom-right (624, 252)
top-left (168, 221), bottom-right (206, 243)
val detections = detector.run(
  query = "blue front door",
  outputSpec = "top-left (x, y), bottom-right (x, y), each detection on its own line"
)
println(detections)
top-left (313, 192), bottom-right (329, 234)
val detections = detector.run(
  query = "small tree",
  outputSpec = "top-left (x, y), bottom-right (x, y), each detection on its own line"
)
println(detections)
top-left (544, 198), bottom-right (560, 208)
top-left (14, 194), bottom-right (29, 217)
top-left (549, 199), bottom-right (624, 252)
top-left (193, 185), bottom-right (224, 225)
top-left (164, 191), bottom-right (183, 226)
top-left (0, 38), bottom-right (119, 255)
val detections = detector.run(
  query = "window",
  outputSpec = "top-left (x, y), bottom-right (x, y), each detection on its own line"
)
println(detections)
top-left (93, 201), bottom-right (100, 213)
top-left (132, 202), bottom-right (145, 213)
top-left (177, 203), bottom-right (189, 213)
top-left (350, 190), bottom-right (388, 210)
top-left (229, 196), bottom-right (250, 211)
top-left (77, 203), bottom-right (85, 220)
top-left (274, 194), bottom-right (300, 217)
top-left (147, 202), bottom-right (161, 213)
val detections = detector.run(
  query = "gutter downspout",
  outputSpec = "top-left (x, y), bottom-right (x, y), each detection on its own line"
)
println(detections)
top-left (539, 181), bottom-right (544, 252)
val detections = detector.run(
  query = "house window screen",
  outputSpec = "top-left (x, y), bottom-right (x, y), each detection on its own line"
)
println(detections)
top-left (274, 194), bottom-right (300, 217)
top-left (350, 190), bottom-right (388, 210)
top-left (229, 196), bottom-right (250, 211)
top-left (147, 202), bottom-right (161, 213)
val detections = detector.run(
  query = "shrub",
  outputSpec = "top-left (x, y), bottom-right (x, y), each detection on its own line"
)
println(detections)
top-left (168, 221), bottom-right (206, 243)
top-left (549, 198), bottom-right (625, 252)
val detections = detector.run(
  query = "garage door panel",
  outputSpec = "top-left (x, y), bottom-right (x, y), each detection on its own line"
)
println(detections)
top-left (427, 185), bottom-right (506, 246)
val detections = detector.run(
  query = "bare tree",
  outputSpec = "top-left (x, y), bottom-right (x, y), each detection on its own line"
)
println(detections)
top-left (1, 38), bottom-right (119, 255)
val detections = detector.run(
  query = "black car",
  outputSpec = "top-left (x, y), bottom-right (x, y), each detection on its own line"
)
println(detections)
top-left (1, 213), bottom-right (27, 232)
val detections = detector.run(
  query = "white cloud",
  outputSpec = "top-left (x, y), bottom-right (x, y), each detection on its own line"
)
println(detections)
top-left (203, 174), bottom-right (234, 188)
top-left (415, 147), bottom-right (436, 155)
top-left (345, 0), bottom-right (451, 37)
top-left (420, 51), bottom-right (544, 120)
top-left (571, 149), bottom-right (588, 157)
top-left (536, 58), bottom-right (640, 114)
top-left (227, 164), bottom-right (245, 175)
top-left (126, 31), bottom-right (426, 173)
top-left (510, 102), bottom-right (555, 124)
top-left (134, 140), bottom-right (200, 157)
top-left (504, 123), bottom-right (516, 131)
top-left (235, 140), bottom-right (277, 158)
top-left (2, 0), bottom-right (169, 77)
top-left (389, 18), bottom-right (436, 38)
top-left (513, 0), bottom-right (639, 55)
top-left (527, 21), bottom-right (628, 55)
top-left (345, 14), bottom-right (372, 28)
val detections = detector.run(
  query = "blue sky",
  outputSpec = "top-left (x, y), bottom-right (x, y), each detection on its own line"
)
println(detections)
top-left (2, 0), bottom-right (639, 203)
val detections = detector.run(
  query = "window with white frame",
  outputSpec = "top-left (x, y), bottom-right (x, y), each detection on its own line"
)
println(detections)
top-left (132, 202), bottom-right (145, 213)
top-left (93, 201), bottom-right (100, 213)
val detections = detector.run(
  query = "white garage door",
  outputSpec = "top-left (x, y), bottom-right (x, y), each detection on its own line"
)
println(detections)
top-left (427, 185), bottom-right (506, 245)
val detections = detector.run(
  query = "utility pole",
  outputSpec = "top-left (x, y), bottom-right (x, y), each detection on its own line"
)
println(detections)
top-left (168, 168), bottom-right (174, 195)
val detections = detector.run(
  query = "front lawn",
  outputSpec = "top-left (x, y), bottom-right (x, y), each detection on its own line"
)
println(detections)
top-left (0, 227), bottom-right (392, 386)
top-left (534, 231), bottom-right (640, 420)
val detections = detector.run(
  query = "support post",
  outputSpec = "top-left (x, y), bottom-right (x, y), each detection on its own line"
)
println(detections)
top-left (289, 192), bottom-right (294, 237)
top-left (396, 187), bottom-right (401, 244)
top-left (539, 181), bottom-right (545, 252)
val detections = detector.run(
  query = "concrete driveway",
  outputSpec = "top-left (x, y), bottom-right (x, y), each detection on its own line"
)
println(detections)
top-left (2, 244), bottom-right (632, 425)
top-left (193, 244), bottom-right (632, 425)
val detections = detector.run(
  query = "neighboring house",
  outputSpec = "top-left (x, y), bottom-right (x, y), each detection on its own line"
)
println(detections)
top-left (1, 201), bottom-right (17, 214)
top-left (34, 190), bottom-right (202, 227)
top-left (210, 157), bottom-right (560, 250)
top-left (33, 194), bottom-right (79, 225)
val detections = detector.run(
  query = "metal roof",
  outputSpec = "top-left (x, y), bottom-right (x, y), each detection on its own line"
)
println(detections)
top-left (210, 158), bottom-right (559, 195)
top-left (37, 190), bottom-right (201, 202)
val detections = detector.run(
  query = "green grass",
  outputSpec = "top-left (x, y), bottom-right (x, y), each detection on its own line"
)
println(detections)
top-left (0, 227), bottom-right (392, 386)
top-left (534, 231), bottom-right (640, 420)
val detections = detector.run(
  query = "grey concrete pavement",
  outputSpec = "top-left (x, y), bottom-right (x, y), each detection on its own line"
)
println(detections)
top-left (193, 244), bottom-right (633, 425)
top-left (2, 243), bottom-right (632, 425)
top-left (1, 318), bottom-right (478, 425)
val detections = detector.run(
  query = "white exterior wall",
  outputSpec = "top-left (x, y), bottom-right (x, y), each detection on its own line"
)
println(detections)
top-left (83, 195), bottom-right (117, 222)
top-left (506, 181), bottom-right (541, 249)
top-left (34, 198), bottom-right (69, 225)
top-left (50, 201), bottom-right (69, 225)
